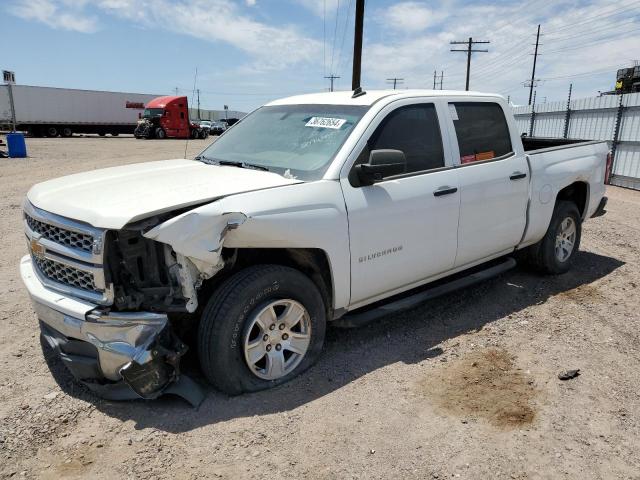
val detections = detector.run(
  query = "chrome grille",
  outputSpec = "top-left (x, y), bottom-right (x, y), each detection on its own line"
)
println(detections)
top-left (25, 213), bottom-right (94, 253)
top-left (24, 201), bottom-right (112, 305)
top-left (32, 255), bottom-right (98, 292)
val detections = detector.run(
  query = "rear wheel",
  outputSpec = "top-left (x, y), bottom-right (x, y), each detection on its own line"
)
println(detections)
top-left (191, 129), bottom-right (200, 139)
top-left (198, 265), bottom-right (326, 395)
top-left (111, 132), bottom-right (119, 137)
top-left (46, 126), bottom-right (58, 137)
top-left (61, 127), bottom-right (73, 137)
top-left (524, 201), bottom-right (581, 274)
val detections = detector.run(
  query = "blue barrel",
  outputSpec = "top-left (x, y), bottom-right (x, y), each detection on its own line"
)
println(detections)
top-left (7, 132), bottom-right (27, 158)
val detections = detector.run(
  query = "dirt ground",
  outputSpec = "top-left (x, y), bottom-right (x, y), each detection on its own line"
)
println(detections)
top-left (1, 136), bottom-right (639, 479)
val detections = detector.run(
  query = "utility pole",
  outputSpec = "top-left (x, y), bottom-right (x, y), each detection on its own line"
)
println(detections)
top-left (196, 89), bottom-right (201, 119)
top-left (450, 37), bottom-right (489, 91)
top-left (174, 87), bottom-right (179, 95)
top-left (563, 83), bottom-right (573, 139)
top-left (324, 74), bottom-right (340, 92)
top-left (352, 0), bottom-right (365, 91)
top-left (529, 90), bottom-right (537, 137)
top-left (386, 77), bottom-right (404, 89)
top-left (528, 24), bottom-right (541, 106)
top-left (433, 70), bottom-right (444, 89)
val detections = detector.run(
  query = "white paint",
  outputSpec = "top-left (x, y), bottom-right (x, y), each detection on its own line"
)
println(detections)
top-left (27, 159), bottom-right (298, 229)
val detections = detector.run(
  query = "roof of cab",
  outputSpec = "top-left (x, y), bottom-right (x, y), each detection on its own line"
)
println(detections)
top-left (265, 89), bottom-right (503, 107)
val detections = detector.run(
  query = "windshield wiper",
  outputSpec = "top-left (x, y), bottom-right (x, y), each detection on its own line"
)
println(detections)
top-left (218, 160), bottom-right (270, 172)
top-left (194, 154), bottom-right (218, 164)
top-left (195, 156), bottom-right (270, 172)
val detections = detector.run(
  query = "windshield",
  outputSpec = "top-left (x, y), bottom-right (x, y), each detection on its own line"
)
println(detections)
top-left (143, 108), bottom-right (164, 118)
top-left (197, 104), bottom-right (368, 181)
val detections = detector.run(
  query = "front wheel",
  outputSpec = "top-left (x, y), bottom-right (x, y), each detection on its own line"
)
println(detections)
top-left (524, 200), bottom-right (582, 274)
top-left (198, 265), bottom-right (326, 395)
top-left (155, 127), bottom-right (166, 139)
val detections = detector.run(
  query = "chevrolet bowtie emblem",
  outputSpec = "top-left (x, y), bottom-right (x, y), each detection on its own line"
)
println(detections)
top-left (30, 238), bottom-right (46, 259)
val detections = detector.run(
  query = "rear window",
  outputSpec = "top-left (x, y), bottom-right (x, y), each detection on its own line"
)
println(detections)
top-left (450, 102), bottom-right (512, 164)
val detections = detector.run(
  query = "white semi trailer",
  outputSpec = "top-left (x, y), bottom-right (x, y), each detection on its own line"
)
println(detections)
top-left (0, 84), bottom-right (160, 137)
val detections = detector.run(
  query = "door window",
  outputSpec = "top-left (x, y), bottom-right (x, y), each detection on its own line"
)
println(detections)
top-left (353, 103), bottom-right (444, 181)
top-left (450, 102), bottom-right (512, 164)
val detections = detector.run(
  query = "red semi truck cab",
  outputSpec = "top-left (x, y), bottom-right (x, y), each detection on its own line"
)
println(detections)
top-left (134, 95), bottom-right (207, 139)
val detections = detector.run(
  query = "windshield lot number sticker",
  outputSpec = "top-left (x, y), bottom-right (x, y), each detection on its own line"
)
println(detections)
top-left (305, 117), bottom-right (347, 129)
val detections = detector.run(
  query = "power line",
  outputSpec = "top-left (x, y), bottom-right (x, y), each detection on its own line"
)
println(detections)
top-left (330, 0), bottom-right (341, 74)
top-left (544, 1), bottom-right (640, 34)
top-left (335, 0), bottom-right (354, 80)
top-left (544, 25), bottom-right (640, 54)
top-left (386, 78), bottom-right (404, 89)
top-left (323, 0), bottom-right (326, 77)
top-left (450, 37), bottom-right (490, 90)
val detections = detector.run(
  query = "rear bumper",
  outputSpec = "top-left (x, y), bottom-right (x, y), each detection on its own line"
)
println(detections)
top-left (20, 255), bottom-right (203, 405)
top-left (591, 196), bottom-right (608, 218)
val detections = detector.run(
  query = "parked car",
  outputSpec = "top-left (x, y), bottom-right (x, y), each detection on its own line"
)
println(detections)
top-left (210, 121), bottom-right (226, 135)
top-left (198, 120), bottom-right (212, 133)
top-left (20, 89), bottom-right (608, 405)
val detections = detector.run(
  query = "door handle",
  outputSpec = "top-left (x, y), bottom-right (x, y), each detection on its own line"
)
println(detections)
top-left (433, 186), bottom-right (458, 197)
top-left (510, 172), bottom-right (527, 180)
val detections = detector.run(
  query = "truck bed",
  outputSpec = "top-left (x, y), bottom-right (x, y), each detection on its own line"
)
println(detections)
top-left (522, 136), bottom-right (593, 152)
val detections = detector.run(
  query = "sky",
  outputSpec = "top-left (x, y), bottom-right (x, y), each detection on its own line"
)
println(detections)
top-left (2, 0), bottom-right (640, 112)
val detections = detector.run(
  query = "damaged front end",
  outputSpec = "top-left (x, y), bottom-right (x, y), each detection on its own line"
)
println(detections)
top-left (30, 289), bottom-right (204, 406)
top-left (20, 195), bottom-right (249, 406)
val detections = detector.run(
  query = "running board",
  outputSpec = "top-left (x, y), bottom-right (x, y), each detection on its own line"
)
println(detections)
top-left (333, 257), bottom-right (517, 328)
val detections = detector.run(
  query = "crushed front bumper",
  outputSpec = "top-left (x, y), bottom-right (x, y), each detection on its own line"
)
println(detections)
top-left (20, 255), bottom-right (204, 406)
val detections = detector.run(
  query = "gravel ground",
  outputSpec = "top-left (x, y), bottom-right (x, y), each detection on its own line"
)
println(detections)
top-left (1, 136), bottom-right (639, 479)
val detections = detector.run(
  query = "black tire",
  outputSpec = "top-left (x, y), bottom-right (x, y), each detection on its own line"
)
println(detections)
top-left (524, 200), bottom-right (582, 274)
top-left (46, 126), bottom-right (58, 137)
top-left (111, 132), bottom-right (119, 137)
top-left (191, 129), bottom-right (199, 139)
top-left (61, 127), bottom-right (73, 137)
top-left (155, 127), bottom-right (166, 139)
top-left (198, 265), bottom-right (326, 395)
top-left (98, 132), bottom-right (106, 137)
top-left (199, 129), bottom-right (207, 139)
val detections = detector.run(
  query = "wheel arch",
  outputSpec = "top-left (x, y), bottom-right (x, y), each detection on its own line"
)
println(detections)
top-left (199, 247), bottom-right (334, 317)
top-left (556, 181), bottom-right (589, 219)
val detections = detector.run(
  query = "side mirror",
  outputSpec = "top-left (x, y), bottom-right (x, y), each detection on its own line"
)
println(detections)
top-left (356, 149), bottom-right (407, 186)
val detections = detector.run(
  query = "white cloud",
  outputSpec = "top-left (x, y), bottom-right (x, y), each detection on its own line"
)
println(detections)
top-left (295, 0), bottom-right (340, 18)
top-left (8, 0), bottom-right (98, 33)
top-left (380, 2), bottom-right (445, 33)
top-left (96, 0), bottom-right (321, 70)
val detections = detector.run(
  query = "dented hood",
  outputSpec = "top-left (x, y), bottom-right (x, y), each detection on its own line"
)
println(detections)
top-left (27, 159), bottom-right (299, 229)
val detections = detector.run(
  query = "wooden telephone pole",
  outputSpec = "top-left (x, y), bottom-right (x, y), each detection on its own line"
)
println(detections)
top-left (450, 37), bottom-right (490, 91)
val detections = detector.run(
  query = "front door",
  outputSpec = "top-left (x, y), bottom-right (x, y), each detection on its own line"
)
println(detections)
top-left (341, 100), bottom-right (460, 306)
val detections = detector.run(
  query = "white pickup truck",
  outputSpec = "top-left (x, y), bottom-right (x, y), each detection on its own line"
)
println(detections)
top-left (20, 90), bottom-right (609, 405)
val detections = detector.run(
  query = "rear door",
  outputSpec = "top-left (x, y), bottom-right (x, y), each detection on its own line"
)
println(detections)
top-left (447, 100), bottom-right (529, 267)
top-left (340, 99), bottom-right (460, 306)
